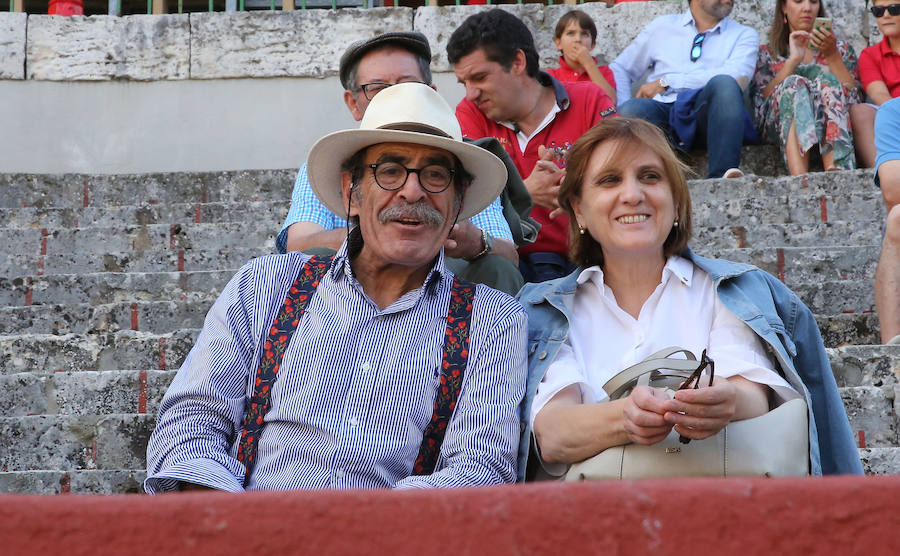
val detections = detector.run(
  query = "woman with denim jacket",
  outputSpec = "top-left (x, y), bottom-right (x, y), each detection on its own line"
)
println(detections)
top-left (516, 118), bottom-right (862, 480)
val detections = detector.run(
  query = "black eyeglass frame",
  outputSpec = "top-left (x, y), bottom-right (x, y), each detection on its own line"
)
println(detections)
top-left (690, 33), bottom-right (706, 63)
top-left (871, 3), bottom-right (900, 17)
top-left (355, 80), bottom-right (427, 101)
top-left (676, 349), bottom-right (715, 444)
top-left (367, 162), bottom-right (455, 194)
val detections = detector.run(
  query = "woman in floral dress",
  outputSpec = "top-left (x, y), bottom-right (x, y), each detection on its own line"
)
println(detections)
top-left (751, 0), bottom-right (862, 174)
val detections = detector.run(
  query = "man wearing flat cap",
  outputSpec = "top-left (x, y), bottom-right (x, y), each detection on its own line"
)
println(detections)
top-left (276, 31), bottom-right (534, 296)
top-left (145, 83), bottom-right (528, 492)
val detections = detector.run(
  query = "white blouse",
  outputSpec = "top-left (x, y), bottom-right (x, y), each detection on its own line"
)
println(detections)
top-left (530, 256), bottom-right (799, 428)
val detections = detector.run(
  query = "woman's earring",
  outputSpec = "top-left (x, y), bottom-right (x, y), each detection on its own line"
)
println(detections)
top-left (579, 226), bottom-right (586, 235)
top-left (673, 220), bottom-right (679, 228)
top-left (782, 14), bottom-right (787, 24)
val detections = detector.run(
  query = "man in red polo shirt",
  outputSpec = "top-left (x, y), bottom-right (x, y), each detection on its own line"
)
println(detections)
top-left (448, 9), bottom-right (617, 282)
top-left (853, 0), bottom-right (900, 168)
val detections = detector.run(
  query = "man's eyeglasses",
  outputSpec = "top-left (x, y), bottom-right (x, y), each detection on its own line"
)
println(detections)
top-left (690, 32), bottom-right (706, 62)
top-left (368, 162), bottom-right (454, 194)
top-left (871, 3), bottom-right (900, 17)
top-left (356, 80), bottom-right (427, 101)
top-left (676, 349), bottom-right (715, 444)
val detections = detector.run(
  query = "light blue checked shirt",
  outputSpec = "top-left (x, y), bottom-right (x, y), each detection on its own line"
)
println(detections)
top-left (610, 10), bottom-right (758, 105)
top-left (275, 163), bottom-right (513, 253)
top-left (145, 245), bottom-right (527, 493)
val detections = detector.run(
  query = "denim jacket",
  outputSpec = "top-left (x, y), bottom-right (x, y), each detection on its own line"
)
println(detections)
top-left (515, 249), bottom-right (863, 480)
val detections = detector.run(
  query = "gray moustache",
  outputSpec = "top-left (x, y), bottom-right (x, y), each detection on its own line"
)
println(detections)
top-left (378, 201), bottom-right (444, 228)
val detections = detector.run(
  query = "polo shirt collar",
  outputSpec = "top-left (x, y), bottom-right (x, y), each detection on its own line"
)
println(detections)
top-left (879, 37), bottom-right (900, 58)
top-left (536, 71), bottom-right (571, 110)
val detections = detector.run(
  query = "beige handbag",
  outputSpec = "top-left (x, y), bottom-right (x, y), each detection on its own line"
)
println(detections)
top-left (565, 347), bottom-right (810, 480)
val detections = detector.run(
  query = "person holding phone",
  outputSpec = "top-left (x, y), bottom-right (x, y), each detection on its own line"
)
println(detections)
top-left (750, 0), bottom-right (862, 174)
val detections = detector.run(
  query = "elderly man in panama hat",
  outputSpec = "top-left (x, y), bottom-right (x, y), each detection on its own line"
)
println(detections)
top-left (144, 83), bottom-right (528, 493)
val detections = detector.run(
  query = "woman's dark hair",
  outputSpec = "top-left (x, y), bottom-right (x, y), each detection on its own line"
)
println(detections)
top-left (558, 118), bottom-right (693, 269)
top-left (554, 10), bottom-right (597, 44)
top-left (447, 9), bottom-right (540, 78)
top-left (770, 0), bottom-right (827, 58)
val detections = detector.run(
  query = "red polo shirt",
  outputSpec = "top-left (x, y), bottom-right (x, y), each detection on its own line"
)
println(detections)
top-left (456, 73), bottom-right (617, 257)
top-left (860, 38), bottom-right (900, 97)
top-left (546, 56), bottom-right (617, 90)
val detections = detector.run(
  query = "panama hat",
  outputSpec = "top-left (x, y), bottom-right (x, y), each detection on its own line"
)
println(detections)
top-left (306, 82), bottom-right (508, 221)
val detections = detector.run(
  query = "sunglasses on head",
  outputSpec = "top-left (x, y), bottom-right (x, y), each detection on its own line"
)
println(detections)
top-left (690, 32), bottom-right (706, 62)
top-left (871, 3), bottom-right (900, 17)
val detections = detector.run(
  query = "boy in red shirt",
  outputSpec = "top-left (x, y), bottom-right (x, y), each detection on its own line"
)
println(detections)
top-left (853, 0), bottom-right (900, 167)
top-left (546, 10), bottom-right (618, 104)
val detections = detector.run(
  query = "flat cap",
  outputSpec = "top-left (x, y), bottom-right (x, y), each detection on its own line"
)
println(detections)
top-left (338, 31), bottom-right (432, 90)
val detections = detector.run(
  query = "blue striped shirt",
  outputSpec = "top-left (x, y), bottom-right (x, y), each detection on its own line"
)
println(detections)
top-left (145, 246), bottom-right (527, 493)
top-left (275, 163), bottom-right (513, 253)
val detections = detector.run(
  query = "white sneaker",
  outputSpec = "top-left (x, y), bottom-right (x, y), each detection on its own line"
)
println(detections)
top-left (888, 335), bottom-right (900, 345)
top-left (722, 168), bottom-right (744, 178)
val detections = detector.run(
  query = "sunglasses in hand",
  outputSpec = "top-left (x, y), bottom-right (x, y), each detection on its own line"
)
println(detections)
top-left (676, 349), bottom-right (715, 444)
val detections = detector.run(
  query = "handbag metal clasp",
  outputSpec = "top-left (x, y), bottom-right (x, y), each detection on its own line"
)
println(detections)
top-left (665, 447), bottom-right (682, 454)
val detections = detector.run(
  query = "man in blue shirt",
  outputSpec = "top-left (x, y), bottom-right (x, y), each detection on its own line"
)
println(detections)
top-left (874, 97), bottom-right (900, 345)
top-left (278, 32), bottom-right (524, 295)
top-left (145, 83), bottom-right (528, 492)
top-left (610, 0), bottom-right (758, 179)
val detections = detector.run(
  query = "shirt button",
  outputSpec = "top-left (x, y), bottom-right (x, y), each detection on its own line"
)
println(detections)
top-left (361, 361), bottom-right (371, 372)
top-left (335, 469), bottom-right (346, 478)
top-left (349, 416), bottom-right (359, 427)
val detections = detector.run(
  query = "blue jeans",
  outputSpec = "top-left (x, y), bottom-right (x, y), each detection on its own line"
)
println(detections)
top-left (619, 75), bottom-right (745, 178)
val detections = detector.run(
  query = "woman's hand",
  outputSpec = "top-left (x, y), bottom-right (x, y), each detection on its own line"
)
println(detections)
top-left (787, 30), bottom-right (811, 62)
top-left (622, 385), bottom-right (675, 445)
top-left (810, 26), bottom-right (838, 60)
top-left (660, 376), bottom-right (737, 441)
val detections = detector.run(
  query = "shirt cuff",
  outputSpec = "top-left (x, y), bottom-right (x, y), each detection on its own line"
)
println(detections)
top-left (144, 458), bottom-right (245, 494)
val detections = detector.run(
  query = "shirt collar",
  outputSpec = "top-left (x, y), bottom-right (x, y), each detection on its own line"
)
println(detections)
top-left (682, 9), bottom-right (727, 36)
top-left (331, 232), bottom-right (448, 296)
top-left (575, 255), bottom-right (695, 288)
top-left (879, 37), bottom-right (900, 57)
top-left (536, 71), bottom-right (571, 110)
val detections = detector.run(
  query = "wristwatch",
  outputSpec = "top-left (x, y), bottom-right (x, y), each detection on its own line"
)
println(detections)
top-left (658, 76), bottom-right (670, 90)
top-left (468, 228), bottom-right (493, 261)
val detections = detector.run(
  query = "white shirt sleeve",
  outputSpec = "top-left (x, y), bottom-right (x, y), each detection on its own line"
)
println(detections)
top-left (708, 295), bottom-right (800, 403)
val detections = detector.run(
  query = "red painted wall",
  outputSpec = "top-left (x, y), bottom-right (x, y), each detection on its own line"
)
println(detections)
top-left (3, 476), bottom-right (900, 555)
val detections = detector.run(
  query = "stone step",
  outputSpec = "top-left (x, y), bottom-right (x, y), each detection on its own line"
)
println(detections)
top-left (0, 189), bottom-right (885, 231)
top-left (3, 348), bottom-right (896, 419)
top-left (0, 300), bottom-right (215, 335)
top-left (0, 201), bottom-right (288, 229)
top-left (0, 470), bottom-right (147, 494)
top-left (688, 169), bottom-right (876, 201)
top-left (0, 245), bottom-right (881, 306)
top-left (829, 345), bottom-right (900, 388)
top-left (0, 270), bottom-right (235, 307)
top-left (0, 279), bottom-right (877, 335)
top-left (0, 247), bottom-right (268, 276)
top-left (1, 370), bottom-right (175, 418)
top-left (684, 145), bottom-right (788, 178)
top-left (0, 223), bottom-right (277, 256)
top-left (0, 170), bottom-right (296, 209)
top-left (817, 313), bottom-right (880, 347)
top-left (860, 447), bottom-right (900, 475)
top-left (0, 414), bottom-right (153, 472)
top-left (840, 386), bottom-right (899, 450)
top-left (0, 330), bottom-right (199, 375)
top-left (710, 246), bottom-right (880, 283)
top-left (694, 222), bottom-right (883, 251)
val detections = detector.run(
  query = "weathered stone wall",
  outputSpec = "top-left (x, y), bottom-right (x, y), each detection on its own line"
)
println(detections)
top-left (0, 0), bottom-right (878, 82)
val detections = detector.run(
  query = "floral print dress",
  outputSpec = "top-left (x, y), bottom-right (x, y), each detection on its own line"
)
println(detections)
top-left (751, 41), bottom-right (862, 170)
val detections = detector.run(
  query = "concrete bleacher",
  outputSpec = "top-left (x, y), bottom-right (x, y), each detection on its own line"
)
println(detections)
top-left (0, 164), bottom-right (897, 494)
top-left (0, 1), bottom-right (898, 493)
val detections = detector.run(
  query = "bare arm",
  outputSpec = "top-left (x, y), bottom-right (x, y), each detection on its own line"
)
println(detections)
top-left (568, 44), bottom-right (617, 103)
top-left (524, 145), bottom-right (565, 211)
top-left (661, 375), bottom-right (770, 441)
top-left (284, 222), bottom-right (347, 253)
top-left (445, 221), bottom-right (519, 265)
top-left (866, 81), bottom-right (893, 106)
top-left (812, 28), bottom-right (855, 89)
top-left (533, 384), bottom-right (673, 464)
top-left (761, 31), bottom-right (809, 99)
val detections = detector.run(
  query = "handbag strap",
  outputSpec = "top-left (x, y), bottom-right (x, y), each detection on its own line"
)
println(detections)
top-left (412, 276), bottom-right (477, 476)
top-left (236, 255), bottom-right (332, 485)
top-left (603, 346), bottom-right (699, 400)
